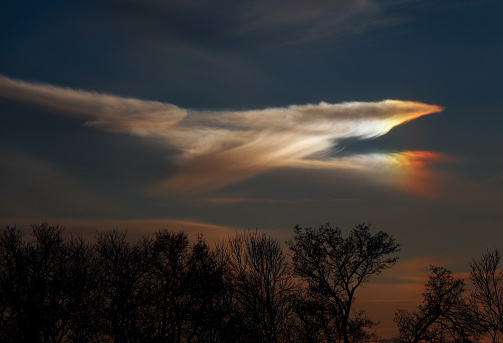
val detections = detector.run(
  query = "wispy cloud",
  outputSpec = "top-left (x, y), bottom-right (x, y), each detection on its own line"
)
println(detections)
top-left (6, 217), bottom-right (237, 245)
top-left (90, 1), bottom-right (400, 50)
top-left (197, 197), bottom-right (359, 205)
top-left (103, 0), bottom-right (482, 49)
top-left (0, 75), bottom-right (187, 137)
top-left (0, 75), bottom-right (443, 192)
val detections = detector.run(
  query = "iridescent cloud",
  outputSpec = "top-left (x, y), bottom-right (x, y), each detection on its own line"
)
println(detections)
top-left (290, 151), bottom-right (451, 197)
top-left (0, 75), bottom-right (444, 193)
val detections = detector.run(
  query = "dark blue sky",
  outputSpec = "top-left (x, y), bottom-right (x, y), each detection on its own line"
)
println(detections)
top-left (1, 1), bottom-right (502, 336)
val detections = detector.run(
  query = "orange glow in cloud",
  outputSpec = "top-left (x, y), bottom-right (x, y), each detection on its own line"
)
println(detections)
top-left (386, 151), bottom-right (447, 197)
top-left (0, 75), bottom-right (446, 194)
top-left (288, 150), bottom-right (452, 197)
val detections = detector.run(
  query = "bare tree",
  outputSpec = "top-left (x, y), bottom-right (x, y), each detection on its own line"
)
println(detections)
top-left (0, 224), bottom-right (97, 343)
top-left (288, 223), bottom-right (400, 343)
top-left (394, 266), bottom-right (479, 343)
top-left (227, 230), bottom-right (295, 343)
top-left (96, 229), bottom-right (147, 343)
top-left (63, 237), bottom-right (101, 343)
top-left (139, 230), bottom-right (232, 343)
top-left (0, 225), bottom-right (29, 342)
top-left (140, 231), bottom-right (191, 343)
top-left (469, 249), bottom-right (503, 343)
top-left (183, 235), bottom-right (232, 343)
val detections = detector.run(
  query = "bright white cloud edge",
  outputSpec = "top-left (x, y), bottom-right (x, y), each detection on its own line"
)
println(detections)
top-left (0, 75), bottom-right (443, 192)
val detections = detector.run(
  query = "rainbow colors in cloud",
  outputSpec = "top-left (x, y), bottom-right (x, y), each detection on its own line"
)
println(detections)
top-left (0, 75), bottom-right (444, 194)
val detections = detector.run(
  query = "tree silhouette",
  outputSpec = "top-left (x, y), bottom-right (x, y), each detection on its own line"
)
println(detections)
top-left (96, 229), bottom-right (147, 343)
top-left (0, 224), bottom-right (96, 343)
top-left (468, 249), bottom-right (503, 343)
top-left (394, 266), bottom-right (479, 343)
top-left (227, 230), bottom-right (296, 343)
top-left (139, 230), bottom-right (231, 343)
top-left (183, 235), bottom-right (233, 343)
top-left (5, 222), bottom-right (498, 343)
top-left (288, 223), bottom-right (400, 343)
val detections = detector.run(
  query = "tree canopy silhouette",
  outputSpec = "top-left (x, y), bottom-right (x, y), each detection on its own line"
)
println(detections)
top-left (468, 249), bottom-right (503, 343)
top-left (227, 230), bottom-right (295, 343)
top-left (1, 223), bottom-right (501, 343)
top-left (394, 266), bottom-right (483, 343)
top-left (0, 224), bottom-right (95, 343)
top-left (288, 223), bottom-right (400, 343)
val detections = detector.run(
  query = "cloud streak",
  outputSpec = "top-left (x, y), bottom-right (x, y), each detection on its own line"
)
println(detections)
top-left (104, 0), bottom-right (479, 49)
top-left (0, 75), bottom-right (443, 192)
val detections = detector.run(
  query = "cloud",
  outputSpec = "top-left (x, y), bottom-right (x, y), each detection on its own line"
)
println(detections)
top-left (51, 219), bottom-right (237, 245)
top-left (289, 151), bottom-right (453, 197)
top-left (0, 75), bottom-right (187, 137)
top-left (197, 197), bottom-right (358, 205)
top-left (93, 0), bottom-right (408, 48)
top-left (0, 75), bottom-right (443, 192)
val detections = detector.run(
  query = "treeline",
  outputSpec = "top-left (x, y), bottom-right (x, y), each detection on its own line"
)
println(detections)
top-left (0, 223), bottom-right (501, 343)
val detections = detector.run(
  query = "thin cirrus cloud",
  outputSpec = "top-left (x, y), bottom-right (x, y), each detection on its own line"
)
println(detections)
top-left (102, 0), bottom-right (403, 49)
top-left (0, 75), bottom-right (444, 193)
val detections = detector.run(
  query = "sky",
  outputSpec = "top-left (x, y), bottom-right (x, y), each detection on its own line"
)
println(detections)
top-left (1, 0), bottom-right (502, 337)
